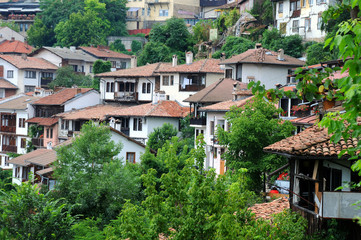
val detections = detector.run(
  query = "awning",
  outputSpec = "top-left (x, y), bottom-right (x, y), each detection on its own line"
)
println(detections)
top-left (128, 7), bottom-right (140, 12)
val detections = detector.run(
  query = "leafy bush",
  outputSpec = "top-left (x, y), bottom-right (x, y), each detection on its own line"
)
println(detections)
top-left (213, 36), bottom-right (255, 59)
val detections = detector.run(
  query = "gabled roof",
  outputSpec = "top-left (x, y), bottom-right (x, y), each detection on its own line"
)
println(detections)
top-left (0, 94), bottom-right (39, 110)
top-left (8, 149), bottom-right (56, 167)
top-left (221, 48), bottom-right (305, 66)
top-left (107, 100), bottom-right (188, 118)
top-left (32, 88), bottom-right (93, 105)
top-left (97, 62), bottom-right (169, 78)
top-left (79, 46), bottom-right (131, 59)
top-left (264, 125), bottom-right (359, 158)
top-left (200, 96), bottom-right (253, 112)
top-left (26, 117), bottom-right (58, 126)
top-left (184, 78), bottom-right (237, 103)
top-left (0, 78), bottom-right (17, 89)
top-left (56, 104), bottom-right (126, 121)
top-left (0, 55), bottom-right (58, 70)
top-left (156, 58), bottom-right (224, 74)
top-left (36, 167), bottom-right (54, 176)
top-left (0, 39), bottom-right (33, 54)
top-left (31, 47), bottom-right (98, 62)
top-left (290, 115), bottom-right (318, 125)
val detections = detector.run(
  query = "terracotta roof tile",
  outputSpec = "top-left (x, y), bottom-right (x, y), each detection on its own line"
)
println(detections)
top-left (221, 48), bottom-right (305, 66)
top-left (249, 197), bottom-right (290, 220)
top-left (79, 46), bottom-right (131, 59)
top-left (36, 167), bottom-right (54, 176)
top-left (0, 78), bottom-right (17, 89)
top-left (200, 96), bottom-right (254, 112)
top-left (156, 58), bottom-right (224, 74)
top-left (32, 88), bottom-right (93, 105)
top-left (108, 100), bottom-right (188, 118)
top-left (97, 62), bottom-right (169, 78)
top-left (0, 94), bottom-right (39, 109)
top-left (57, 104), bottom-right (126, 121)
top-left (0, 39), bottom-right (33, 54)
top-left (264, 125), bottom-right (359, 157)
top-left (26, 117), bottom-right (58, 126)
top-left (184, 78), bottom-right (237, 103)
top-left (8, 149), bottom-right (55, 167)
top-left (290, 114), bottom-right (318, 125)
top-left (0, 55), bottom-right (58, 70)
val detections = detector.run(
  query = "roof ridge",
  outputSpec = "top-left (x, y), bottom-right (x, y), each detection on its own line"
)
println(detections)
top-left (199, 58), bottom-right (208, 72)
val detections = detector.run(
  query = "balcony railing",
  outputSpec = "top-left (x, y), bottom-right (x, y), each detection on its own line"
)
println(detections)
top-left (0, 125), bottom-right (16, 133)
top-left (2, 145), bottom-right (17, 153)
top-left (32, 138), bottom-right (44, 147)
top-left (114, 92), bottom-right (138, 101)
top-left (41, 77), bottom-right (53, 86)
top-left (190, 116), bottom-right (206, 126)
top-left (179, 84), bottom-right (206, 92)
top-left (321, 191), bottom-right (361, 219)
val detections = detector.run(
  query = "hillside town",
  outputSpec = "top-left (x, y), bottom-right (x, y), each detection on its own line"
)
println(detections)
top-left (0, 0), bottom-right (359, 239)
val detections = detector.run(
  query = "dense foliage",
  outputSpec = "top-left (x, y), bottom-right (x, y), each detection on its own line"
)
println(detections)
top-left (49, 66), bottom-right (93, 88)
top-left (147, 123), bottom-right (178, 152)
top-left (213, 36), bottom-right (254, 58)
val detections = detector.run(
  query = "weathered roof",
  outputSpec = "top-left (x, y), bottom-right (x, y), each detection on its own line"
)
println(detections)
top-left (221, 48), bottom-right (305, 66)
top-left (79, 46), bottom-right (131, 59)
top-left (32, 88), bottom-right (93, 105)
top-left (0, 78), bottom-right (18, 89)
top-left (8, 149), bottom-right (55, 167)
top-left (249, 197), bottom-right (290, 220)
top-left (0, 39), bottom-right (33, 54)
top-left (290, 114), bottom-right (318, 125)
top-left (0, 55), bottom-right (58, 70)
top-left (156, 58), bottom-right (224, 74)
top-left (0, 94), bottom-right (39, 110)
top-left (34, 46), bottom-right (98, 62)
top-left (184, 78), bottom-right (237, 103)
top-left (264, 125), bottom-right (359, 157)
top-left (200, 96), bottom-right (253, 112)
top-left (36, 167), bottom-right (54, 176)
top-left (56, 104), bottom-right (125, 121)
top-left (97, 62), bottom-right (169, 78)
top-left (108, 100), bottom-right (188, 118)
top-left (26, 117), bottom-right (58, 126)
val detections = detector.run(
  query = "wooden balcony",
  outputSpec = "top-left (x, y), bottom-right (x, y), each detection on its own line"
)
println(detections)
top-left (2, 145), bottom-right (17, 153)
top-left (1, 125), bottom-right (16, 133)
top-left (32, 138), bottom-right (44, 147)
top-left (41, 77), bottom-right (53, 87)
top-left (114, 92), bottom-right (138, 101)
top-left (190, 116), bottom-right (206, 126)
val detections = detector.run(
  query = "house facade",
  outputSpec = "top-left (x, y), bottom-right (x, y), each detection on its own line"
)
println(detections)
top-left (273, 0), bottom-right (335, 41)
top-left (0, 94), bottom-right (40, 170)
top-left (30, 47), bottom-right (97, 76)
top-left (0, 26), bottom-right (25, 42)
top-left (221, 45), bottom-right (305, 89)
top-left (0, 55), bottom-right (58, 93)
top-left (79, 46), bottom-right (131, 71)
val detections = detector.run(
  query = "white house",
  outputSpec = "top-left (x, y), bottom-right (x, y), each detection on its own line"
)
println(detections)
top-left (0, 55), bottom-right (58, 93)
top-left (221, 45), bottom-right (305, 89)
top-left (30, 46), bottom-right (98, 75)
top-left (156, 53), bottom-right (224, 105)
top-left (0, 94), bottom-right (40, 169)
top-left (273, 0), bottom-right (335, 41)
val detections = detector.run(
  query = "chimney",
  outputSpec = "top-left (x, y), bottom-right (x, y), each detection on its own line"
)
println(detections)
top-left (130, 55), bottom-right (137, 68)
top-left (255, 43), bottom-right (262, 49)
top-left (21, 53), bottom-right (27, 60)
top-left (10, 37), bottom-right (15, 42)
top-left (172, 55), bottom-right (178, 67)
top-left (186, 51), bottom-right (193, 65)
top-left (278, 49), bottom-right (285, 61)
top-left (70, 46), bottom-right (76, 52)
top-left (152, 90), bottom-right (166, 104)
top-left (220, 52), bottom-right (226, 62)
top-left (77, 88), bottom-right (81, 94)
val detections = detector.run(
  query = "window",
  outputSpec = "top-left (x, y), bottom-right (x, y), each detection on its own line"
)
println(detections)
top-left (309, 0), bottom-right (313, 5)
top-left (111, 61), bottom-right (116, 68)
top-left (159, 9), bottom-right (168, 17)
top-left (61, 120), bottom-right (69, 130)
top-left (147, 7), bottom-right (150, 16)
top-left (90, 66), bottom-right (93, 73)
top-left (46, 128), bottom-right (53, 139)
top-left (225, 69), bottom-right (233, 78)
top-left (279, 2), bottom-right (283, 13)
top-left (292, 20), bottom-right (299, 33)
top-left (324, 167), bottom-right (342, 191)
top-left (25, 71), bottom-right (36, 79)
top-left (106, 82), bottom-right (114, 92)
top-left (305, 18), bottom-right (311, 32)
top-left (302, 0), bottom-right (306, 7)
top-left (21, 138), bottom-right (26, 148)
top-left (179, 74), bottom-right (206, 91)
top-left (142, 82), bottom-right (151, 93)
top-left (42, 72), bottom-right (53, 79)
top-left (7, 70), bottom-right (13, 78)
top-left (126, 152), bottom-right (136, 163)
top-left (317, 14), bottom-right (322, 29)
top-left (4, 156), bottom-right (9, 167)
top-left (170, 75), bottom-right (174, 85)
top-left (19, 23), bottom-right (23, 31)
top-left (18, 118), bottom-right (25, 128)
top-left (317, 0), bottom-right (326, 4)
top-left (210, 121), bottom-right (214, 135)
top-left (133, 118), bottom-right (142, 131)
top-left (15, 166), bottom-right (20, 178)
top-left (25, 85), bottom-right (35, 93)
top-left (0, 89), bottom-right (4, 99)
top-left (162, 75), bottom-right (169, 86)
top-left (142, 8), bottom-right (145, 15)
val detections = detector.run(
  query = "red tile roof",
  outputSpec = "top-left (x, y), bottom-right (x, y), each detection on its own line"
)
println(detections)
top-left (0, 39), bottom-right (33, 54)
top-left (0, 78), bottom-right (17, 89)
top-left (8, 149), bottom-right (55, 167)
top-left (200, 96), bottom-right (254, 112)
top-left (32, 88), bottom-right (93, 105)
top-left (0, 55), bottom-right (58, 70)
top-left (290, 114), bottom-right (318, 125)
top-left (96, 62), bottom-right (169, 78)
top-left (108, 100), bottom-right (188, 118)
top-left (26, 117), bottom-right (58, 126)
top-left (156, 58), bottom-right (224, 74)
top-left (249, 197), bottom-right (290, 220)
top-left (57, 104), bottom-right (125, 121)
top-left (79, 46), bottom-right (131, 59)
top-left (280, 85), bottom-right (296, 92)
top-left (221, 48), bottom-right (305, 66)
top-left (264, 125), bottom-right (359, 157)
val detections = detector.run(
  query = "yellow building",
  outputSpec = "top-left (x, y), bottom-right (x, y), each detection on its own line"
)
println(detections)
top-left (126, 0), bottom-right (200, 30)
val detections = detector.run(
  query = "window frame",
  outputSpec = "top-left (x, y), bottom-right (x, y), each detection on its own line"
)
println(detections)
top-left (126, 152), bottom-right (136, 163)
top-left (25, 71), bottom-right (36, 79)
top-left (7, 70), bottom-right (13, 78)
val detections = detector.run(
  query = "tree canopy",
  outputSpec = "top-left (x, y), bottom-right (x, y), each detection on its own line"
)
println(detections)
top-left (49, 66), bottom-right (93, 88)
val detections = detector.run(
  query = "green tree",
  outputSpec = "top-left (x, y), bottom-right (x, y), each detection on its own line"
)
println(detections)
top-left (306, 42), bottom-right (333, 65)
top-left (213, 36), bottom-right (255, 58)
top-left (53, 122), bottom-right (141, 224)
top-left (192, 20), bottom-right (215, 43)
top-left (250, 0), bottom-right (274, 26)
top-left (131, 40), bottom-right (142, 53)
top-left (0, 20), bottom-right (19, 32)
top-left (0, 181), bottom-right (75, 239)
top-left (93, 60), bottom-right (111, 74)
top-left (217, 97), bottom-right (295, 191)
top-left (49, 66), bottom-right (93, 88)
top-left (138, 41), bottom-right (172, 66)
top-left (147, 123), bottom-right (178, 152)
top-left (27, 18), bottom-right (55, 47)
